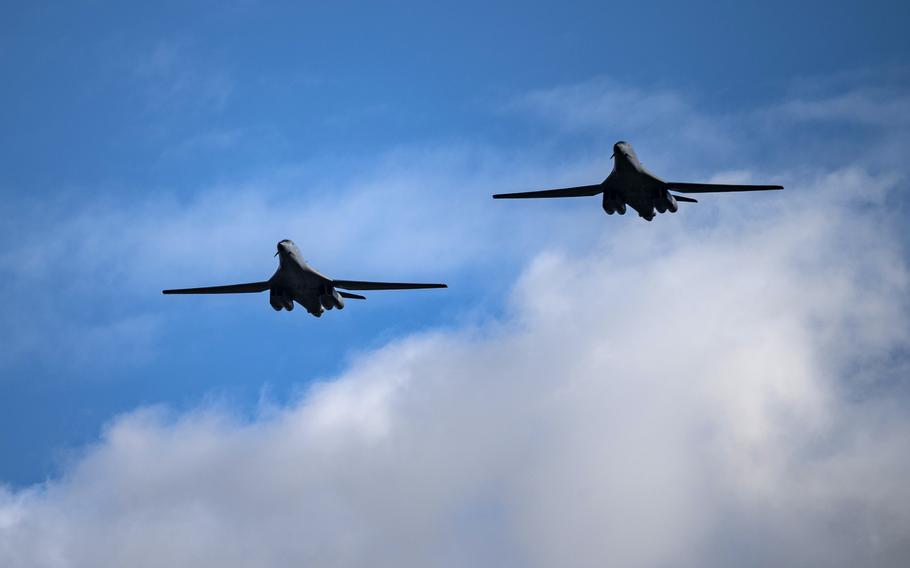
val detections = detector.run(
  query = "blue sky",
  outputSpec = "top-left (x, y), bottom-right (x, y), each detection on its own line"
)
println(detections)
top-left (1, 3), bottom-right (909, 564)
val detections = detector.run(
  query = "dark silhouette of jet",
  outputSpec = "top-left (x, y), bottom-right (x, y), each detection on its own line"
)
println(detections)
top-left (163, 240), bottom-right (447, 317)
top-left (493, 141), bottom-right (783, 221)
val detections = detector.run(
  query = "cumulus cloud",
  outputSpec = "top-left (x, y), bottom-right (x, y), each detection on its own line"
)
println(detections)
top-left (1, 159), bottom-right (908, 566)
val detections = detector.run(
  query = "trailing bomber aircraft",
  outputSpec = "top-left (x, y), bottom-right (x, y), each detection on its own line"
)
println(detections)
top-left (163, 239), bottom-right (447, 318)
top-left (493, 141), bottom-right (783, 221)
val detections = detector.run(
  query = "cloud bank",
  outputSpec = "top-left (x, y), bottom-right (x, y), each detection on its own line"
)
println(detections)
top-left (2, 160), bottom-right (908, 566)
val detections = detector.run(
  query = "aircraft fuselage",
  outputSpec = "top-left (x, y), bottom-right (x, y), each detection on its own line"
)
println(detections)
top-left (601, 141), bottom-right (674, 221)
top-left (269, 240), bottom-right (342, 316)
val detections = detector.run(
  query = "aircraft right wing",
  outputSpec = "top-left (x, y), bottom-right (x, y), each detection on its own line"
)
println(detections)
top-left (162, 281), bottom-right (270, 294)
top-left (665, 182), bottom-right (783, 193)
top-left (333, 280), bottom-right (447, 291)
top-left (492, 184), bottom-right (603, 199)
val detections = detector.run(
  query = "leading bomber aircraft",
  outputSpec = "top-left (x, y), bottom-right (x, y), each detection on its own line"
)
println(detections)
top-left (493, 141), bottom-right (783, 221)
top-left (162, 239), bottom-right (447, 318)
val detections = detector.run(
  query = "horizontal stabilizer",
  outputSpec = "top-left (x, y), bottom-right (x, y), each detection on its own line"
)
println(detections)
top-left (493, 184), bottom-right (603, 199)
top-left (338, 291), bottom-right (367, 300)
top-left (333, 280), bottom-right (447, 291)
top-left (666, 182), bottom-right (783, 193)
top-left (671, 193), bottom-right (698, 203)
top-left (162, 281), bottom-right (270, 295)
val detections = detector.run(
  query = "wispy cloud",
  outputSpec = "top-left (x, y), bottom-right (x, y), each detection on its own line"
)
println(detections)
top-left (159, 128), bottom-right (243, 159)
top-left (2, 73), bottom-right (908, 375)
top-left (509, 71), bottom-right (910, 177)
top-left (770, 87), bottom-right (910, 127)
top-left (507, 78), bottom-right (735, 169)
top-left (132, 39), bottom-right (234, 114)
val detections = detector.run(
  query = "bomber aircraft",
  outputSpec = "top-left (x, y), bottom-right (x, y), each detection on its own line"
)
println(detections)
top-left (163, 239), bottom-right (447, 317)
top-left (493, 141), bottom-right (783, 221)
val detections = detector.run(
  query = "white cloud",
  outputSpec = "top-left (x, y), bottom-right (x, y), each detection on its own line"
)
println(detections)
top-left (771, 88), bottom-right (910, 127)
top-left (1, 161), bottom-right (908, 566)
top-left (508, 78), bottom-right (739, 171)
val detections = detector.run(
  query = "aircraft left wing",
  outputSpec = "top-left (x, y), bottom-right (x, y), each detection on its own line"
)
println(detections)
top-left (493, 184), bottom-right (603, 199)
top-left (665, 182), bottom-right (783, 193)
top-left (162, 281), bottom-right (270, 294)
top-left (333, 280), bottom-right (447, 291)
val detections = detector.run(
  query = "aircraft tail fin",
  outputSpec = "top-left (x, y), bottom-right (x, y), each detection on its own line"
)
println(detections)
top-left (338, 291), bottom-right (367, 300)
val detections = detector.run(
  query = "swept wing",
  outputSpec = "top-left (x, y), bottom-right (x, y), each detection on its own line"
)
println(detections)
top-left (492, 184), bottom-right (603, 199)
top-left (666, 182), bottom-right (783, 193)
top-left (333, 280), bottom-right (447, 291)
top-left (162, 281), bottom-right (270, 295)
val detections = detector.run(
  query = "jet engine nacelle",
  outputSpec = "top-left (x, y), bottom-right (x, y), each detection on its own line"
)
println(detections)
top-left (270, 290), bottom-right (294, 311)
top-left (269, 294), bottom-right (283, 311)
top-left (654, 189), bottom-right (667, 213)
top-left (655, 190), bottom-right (677, 214)
top-left (603, 193), bottom-right (625, 215)
top-left (320, 290), bottom-right (345, 310)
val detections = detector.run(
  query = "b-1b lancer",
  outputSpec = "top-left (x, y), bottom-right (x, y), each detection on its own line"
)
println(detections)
top-left (493, 141), bottom-right (783, 221)
top-left (163, 239), bottom-right (447, 317)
